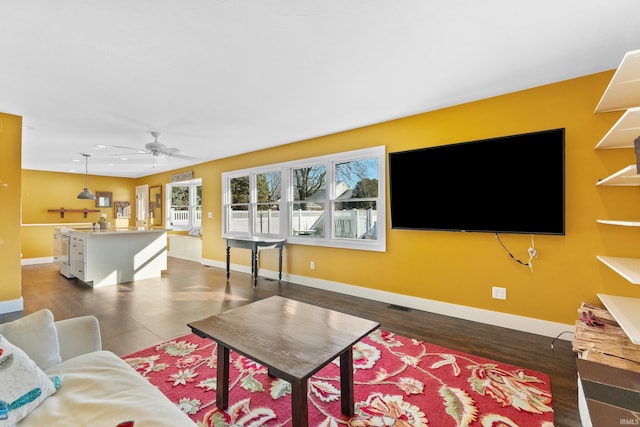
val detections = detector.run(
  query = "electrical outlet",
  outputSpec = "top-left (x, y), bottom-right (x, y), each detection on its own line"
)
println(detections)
top-left (492, 286), bottom-right (507, 300)
top-left (310, 261), bottom-right (315, 270)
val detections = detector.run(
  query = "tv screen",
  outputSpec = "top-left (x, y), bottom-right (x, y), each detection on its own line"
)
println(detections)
top-left (388, 128), bottom-right (565, 235)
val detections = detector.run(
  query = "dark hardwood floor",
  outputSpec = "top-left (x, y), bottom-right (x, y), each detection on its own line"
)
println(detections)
top-left (2, 258), bottom-right (579, 426)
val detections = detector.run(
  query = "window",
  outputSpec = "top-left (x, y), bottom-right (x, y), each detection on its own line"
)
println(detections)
top-left (223, 146), bottom-right (385, 252)
top-left (333, 158), bottom-right (378, 240)
top-left (166, 178), bottom-right (202, 231)
top-left (255, 171), bottom-right (282, 235)
top-left (228, 176), bottom-right (249, 233)
top-left (291, 165), bottom-right (326, 238)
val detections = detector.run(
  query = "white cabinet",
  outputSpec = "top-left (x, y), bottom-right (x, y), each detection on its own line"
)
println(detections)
top-left (69, 229), bottom-right (167, 287)
top-left (69, 233), bottom-right (87, 281)
top-left (168, 235), bottom-right (202, 262)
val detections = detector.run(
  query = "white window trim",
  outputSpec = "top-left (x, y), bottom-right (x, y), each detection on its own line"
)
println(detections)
top-left (165, 178), bottom-right (202, 231)
top-left (222, 146), bottom-right (386, 252)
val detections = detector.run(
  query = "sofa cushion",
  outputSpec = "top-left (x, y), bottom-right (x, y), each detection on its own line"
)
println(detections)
top-left (0, 310), bottom-right (61, 370)
top-left (19, 351), bottom-right (196, 427)
top-left (0, 335), bottom-right (60, 426)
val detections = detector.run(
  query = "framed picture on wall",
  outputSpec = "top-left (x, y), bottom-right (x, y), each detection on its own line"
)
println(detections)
top-left (114, 201), bottom-right (131, 218)
top-left (96, 191), bottom-right (113, 208)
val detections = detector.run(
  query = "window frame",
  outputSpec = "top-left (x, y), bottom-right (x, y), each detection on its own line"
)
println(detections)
top-left (165, 178), bottom-right (202, 231)
top-left (222, 146), bottom-right (386, 252)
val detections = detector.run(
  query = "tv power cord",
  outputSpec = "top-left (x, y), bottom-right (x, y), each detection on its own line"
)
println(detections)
top-left (495, 233), bottom-right (538, 272)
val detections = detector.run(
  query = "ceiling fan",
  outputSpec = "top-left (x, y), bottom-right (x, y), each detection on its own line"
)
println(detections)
top-left (112, 132), bottom-right (198, 165)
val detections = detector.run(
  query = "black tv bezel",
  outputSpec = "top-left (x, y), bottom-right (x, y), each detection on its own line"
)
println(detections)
top-left (388, 128), bottom-right (566, 236)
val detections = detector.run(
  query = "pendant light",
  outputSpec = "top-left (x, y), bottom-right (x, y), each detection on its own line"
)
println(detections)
top-left (77, 153), bottom-right (96, 200)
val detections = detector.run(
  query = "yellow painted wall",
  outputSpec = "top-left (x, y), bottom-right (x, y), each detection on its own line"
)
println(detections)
top-left (188, 70), bottom-right (638, 326)
top-left (0, 113), bottom-right (22, 302)
top-left (9, 70), bottom-right (640, 325)
top-left (133, 71), bottom-right (640, 326)
top-left (20, 170), bottom-right (137, 259)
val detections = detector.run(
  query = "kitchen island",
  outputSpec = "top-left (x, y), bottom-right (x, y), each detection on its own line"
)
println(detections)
top-left (69, 228), bottom-right (167, 287)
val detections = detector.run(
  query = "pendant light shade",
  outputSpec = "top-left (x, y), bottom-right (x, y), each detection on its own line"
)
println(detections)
top-left (77, 153), bottom-right (96, 200)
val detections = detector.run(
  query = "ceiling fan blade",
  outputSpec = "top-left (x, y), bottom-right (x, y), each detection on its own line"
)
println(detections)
top-left (162, 147), bottom-right (180, 155)
top-left (112, 145), bottom-right (148, 153)
top-left (110, 152), bottom-right (150, 157)
top-left (112, 133), bottom-right (197, 163)
top-left (166, 152), bottom-right (199, 160)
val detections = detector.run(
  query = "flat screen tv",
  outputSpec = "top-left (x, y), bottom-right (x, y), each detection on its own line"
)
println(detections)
top-left (388, 128), bottom-right (565, 235)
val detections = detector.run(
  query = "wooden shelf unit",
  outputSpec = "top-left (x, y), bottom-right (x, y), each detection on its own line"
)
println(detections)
top-left (48, 207), bottom-right (101, 218)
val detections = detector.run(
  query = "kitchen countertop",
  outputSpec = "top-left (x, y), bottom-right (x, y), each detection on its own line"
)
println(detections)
top-left (70, 227), bottom-right (168, 235)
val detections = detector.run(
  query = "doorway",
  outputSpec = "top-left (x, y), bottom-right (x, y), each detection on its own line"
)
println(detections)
top-left (136, 184), bottom-right (148, 227)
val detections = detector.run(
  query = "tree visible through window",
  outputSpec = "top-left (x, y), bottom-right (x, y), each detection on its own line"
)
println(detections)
top-left (228, 176), bottom-right (250, 233)
top-left (255, 171), bottom-right (281, 235)
top-left (291, 166), bottom-right (326, 237)
top-left (333, 158), bottom-right (378, 239)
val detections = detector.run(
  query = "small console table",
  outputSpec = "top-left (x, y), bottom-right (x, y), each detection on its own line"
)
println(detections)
top-left (225, 236), bottom-right (286, 287)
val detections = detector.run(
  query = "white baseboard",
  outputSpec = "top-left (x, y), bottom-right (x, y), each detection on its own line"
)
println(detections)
top-left (21, 257), bottom-right (53, 265)
top-left (0, 297), bottom-right (24, 315)
top-left (202, 257), bottom-right (574, 341)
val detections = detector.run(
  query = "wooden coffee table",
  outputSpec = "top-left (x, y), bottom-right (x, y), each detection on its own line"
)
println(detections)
top-left (188, 296), bottom-right (380, 427)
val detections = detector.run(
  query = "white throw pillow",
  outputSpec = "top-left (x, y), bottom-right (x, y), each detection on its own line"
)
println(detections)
top-left (0, 310), bottom-right (62, 370)
top-left (0, 335), bottom-right (61, 426)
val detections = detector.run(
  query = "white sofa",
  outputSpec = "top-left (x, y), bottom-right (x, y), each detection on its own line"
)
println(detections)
top-left (0, 309), bottom-right (196, 427)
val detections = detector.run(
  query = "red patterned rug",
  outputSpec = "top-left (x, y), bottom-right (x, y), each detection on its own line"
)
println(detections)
top-left (123, 330), bottom-right (554, 426)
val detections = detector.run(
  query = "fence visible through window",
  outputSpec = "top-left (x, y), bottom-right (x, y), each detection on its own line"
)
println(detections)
top-left (170, 208), bottom-right (202, 227)
top-left (226, 209), bottom-right (377, 239)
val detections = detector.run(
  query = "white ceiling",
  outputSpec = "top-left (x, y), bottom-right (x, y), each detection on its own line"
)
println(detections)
top-left (2, 1), bottom-right (640, 178)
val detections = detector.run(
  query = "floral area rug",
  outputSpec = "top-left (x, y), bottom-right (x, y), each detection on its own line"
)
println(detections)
top-left (123, 330), bottom-right (554, 426)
